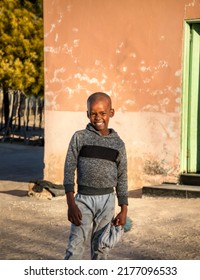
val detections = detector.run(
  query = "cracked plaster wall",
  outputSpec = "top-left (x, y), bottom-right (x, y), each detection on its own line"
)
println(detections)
top-left (43, 0), bottom-right (200, 188)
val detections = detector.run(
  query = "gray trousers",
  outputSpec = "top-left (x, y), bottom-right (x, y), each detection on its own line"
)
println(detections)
top-left (64, 192), bottom-right (115, 260)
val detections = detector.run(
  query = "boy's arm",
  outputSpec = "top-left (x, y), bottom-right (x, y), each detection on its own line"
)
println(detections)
top-left (66, 192), bottom-right (82, 226)
top-left (114, 144), bottom-right (128, 226)
top-left (64, 133), bottom-right (82, 226)
top-left (63, 133), bottom-right (80, 193)
top-left (116, 144), bottom-right (128, 206)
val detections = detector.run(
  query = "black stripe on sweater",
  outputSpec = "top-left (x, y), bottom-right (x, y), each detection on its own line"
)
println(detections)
top-left (79, 145), bottom-right (118, 162)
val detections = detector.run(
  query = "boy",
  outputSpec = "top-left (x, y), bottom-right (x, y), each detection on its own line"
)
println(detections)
top-left (63, 92), bottom-right (128, 260)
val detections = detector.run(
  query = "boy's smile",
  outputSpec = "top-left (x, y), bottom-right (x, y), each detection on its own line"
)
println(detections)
top-left (87, 99), bottom-right (114, 136)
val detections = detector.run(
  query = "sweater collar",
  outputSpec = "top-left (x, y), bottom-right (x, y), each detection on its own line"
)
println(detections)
top-left (86, 123), bottom-right (116, 137)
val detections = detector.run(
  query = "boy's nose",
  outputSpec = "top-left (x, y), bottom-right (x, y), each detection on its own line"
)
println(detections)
top-left (95, 113), bottom-right (101, 119)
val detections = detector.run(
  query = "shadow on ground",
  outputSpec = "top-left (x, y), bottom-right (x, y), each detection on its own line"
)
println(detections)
top-left (0, 142), bottom-right (44, 182)
top-left (0, 189), bottom-right (28, 197)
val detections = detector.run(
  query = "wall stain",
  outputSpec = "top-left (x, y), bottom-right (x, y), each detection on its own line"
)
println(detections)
top-left (144, 159), bottom-right (168, 175)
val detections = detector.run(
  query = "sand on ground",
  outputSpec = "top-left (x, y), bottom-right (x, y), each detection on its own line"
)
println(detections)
top-left (0, 143), bottom-right (200, 260)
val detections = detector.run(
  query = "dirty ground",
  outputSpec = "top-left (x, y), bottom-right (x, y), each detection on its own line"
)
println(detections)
top-left (0, 143), bottom-right (200, 260)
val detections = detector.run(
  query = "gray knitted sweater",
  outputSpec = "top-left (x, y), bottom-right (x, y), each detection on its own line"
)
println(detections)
top-left (63, 123), bottom-right (128, 206)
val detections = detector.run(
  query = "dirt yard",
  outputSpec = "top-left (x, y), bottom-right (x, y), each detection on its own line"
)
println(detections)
top-left (0, 143), bottom-right (200, 260)
top-left (1, 180), bottom-right (200, 260)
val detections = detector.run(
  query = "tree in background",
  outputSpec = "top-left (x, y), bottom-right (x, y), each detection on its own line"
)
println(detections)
top-left (0, 0), bottom-right (43, 133)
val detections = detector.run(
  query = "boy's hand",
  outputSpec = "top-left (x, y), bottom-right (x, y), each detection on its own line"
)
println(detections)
top-left (68, 204), bottom-right (82, 226)
top-left (113, 204), bottom-right (128, 226)
top-left (66, 192), bottom-right (82, 226)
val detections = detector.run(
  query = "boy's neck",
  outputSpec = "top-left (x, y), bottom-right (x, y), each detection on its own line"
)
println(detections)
top-left (100, 129), bottom-right (110, 136)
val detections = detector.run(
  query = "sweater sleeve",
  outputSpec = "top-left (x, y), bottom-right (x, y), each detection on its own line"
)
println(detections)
top-left (116, 144), bottom-right (128, 206)
top-left (63, 133), bottom-right (80, 193)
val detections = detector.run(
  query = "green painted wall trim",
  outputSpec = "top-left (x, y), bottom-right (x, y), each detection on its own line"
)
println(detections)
top-left (181, 20), bottom-right (200, 173)
top-left (180, 21), bottom-right (190, 173)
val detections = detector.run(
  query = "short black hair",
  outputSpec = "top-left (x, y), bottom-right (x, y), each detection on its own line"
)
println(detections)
top-left (87, 92), bottom-right (112, 108)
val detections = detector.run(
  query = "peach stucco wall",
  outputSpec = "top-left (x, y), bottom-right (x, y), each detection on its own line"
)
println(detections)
top-left (43, 0), bottom-right (200, 189)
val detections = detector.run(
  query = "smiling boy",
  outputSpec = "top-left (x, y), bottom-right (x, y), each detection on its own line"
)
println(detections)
top-left (63, 92), bottom-right (128, 260)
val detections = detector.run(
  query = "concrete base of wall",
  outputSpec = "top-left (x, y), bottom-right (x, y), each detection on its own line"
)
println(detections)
top-left (142, 184), bottom-right (200, 198)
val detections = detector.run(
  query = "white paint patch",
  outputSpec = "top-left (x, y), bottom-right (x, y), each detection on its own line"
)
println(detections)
top-left (67, 5), bottom-right (72, 12)
top-left (95, 60), bottom-right (101, 66)
top-left (159, 35), bottom-right (165, 40)
top-left (102, 73), bottom-right (108, 80)
top-left (140, 65), bottom-right (151, 72)
top-left (175, 69), bottom-right (181, 77)
top-left (140, 60), bottom-right (169, 73)
top-left (140, 66), bottom-right (146, 72)
top-left (184, 0), bottom-right (196, 15)
top-left (46, 90), bottom-right (54, 97)
top-left (125, 99), bottom-right (135, 105)
top-left (167, 86), bottom-right (172, 93)
top-left (45, 91), bottom-right (60, 110)
top-left (50, 68), bottom-right (66, 83)
top-left (44, 46), bottom-right (61, 53)
top-left (74, 73), bottom-right (106, 88)
top-left (72, 28), bottom-right (79, 32)
top-left (141, 104), bottom-right (159, 111)
top-left (44, 24), bottom-right (56, 38)
top-left (57, 13), bottom-right (63, 23)
top-left (73, 39), bottom-right (80, 47)
top-left (62, 44), bottom-right (73, 55)
top-left (64, 87), bottom-right (74, 97)
top-left (44, 11), bottom-right (63, 38)
top-left (116, 42), bottom-right (125, 54)
top-left (74, 57), bottom-right (79, 64)
top-left (122, 66), bottom-right (128, 72)
top-left (156, 60), bottom-right (168, 69)
top-left (50, 23), bottom-right (55, 32)
top-left (160, 97), bottom-right (170, 106)
top-left (56, 68), bottom-right (66, 75)
top-left (55, 34), bottom-right (58, 42)
top-left (151, 89), bottom-right (164, 96)
top-left (74, 73), bottom-right (97, 83)
top-left (130, 52), bottom-right (136, 58)
top-left (175, 87), bottom-right (181, 94)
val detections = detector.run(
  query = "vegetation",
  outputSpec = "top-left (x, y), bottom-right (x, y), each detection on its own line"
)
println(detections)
top-left (0, 0), bottom-right (44, 134)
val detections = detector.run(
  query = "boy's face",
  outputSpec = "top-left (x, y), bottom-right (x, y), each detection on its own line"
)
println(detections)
top-left (87, 98), bottom-right (114, 135)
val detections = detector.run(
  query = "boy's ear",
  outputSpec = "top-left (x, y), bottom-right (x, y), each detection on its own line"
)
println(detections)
top-left (110, 108), bottom-right (115, 118)
top-left (87, 111), bottom-right (90, 118)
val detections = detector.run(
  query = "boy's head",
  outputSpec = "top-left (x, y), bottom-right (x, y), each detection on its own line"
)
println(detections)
top-left (87, 92), bottom-right (115, 135)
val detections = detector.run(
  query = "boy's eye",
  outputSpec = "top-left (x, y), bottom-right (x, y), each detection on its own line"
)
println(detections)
top-left (90, 113), bottom-right (96, 117)
top-left (90, 112), bottom-right (106, 117)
